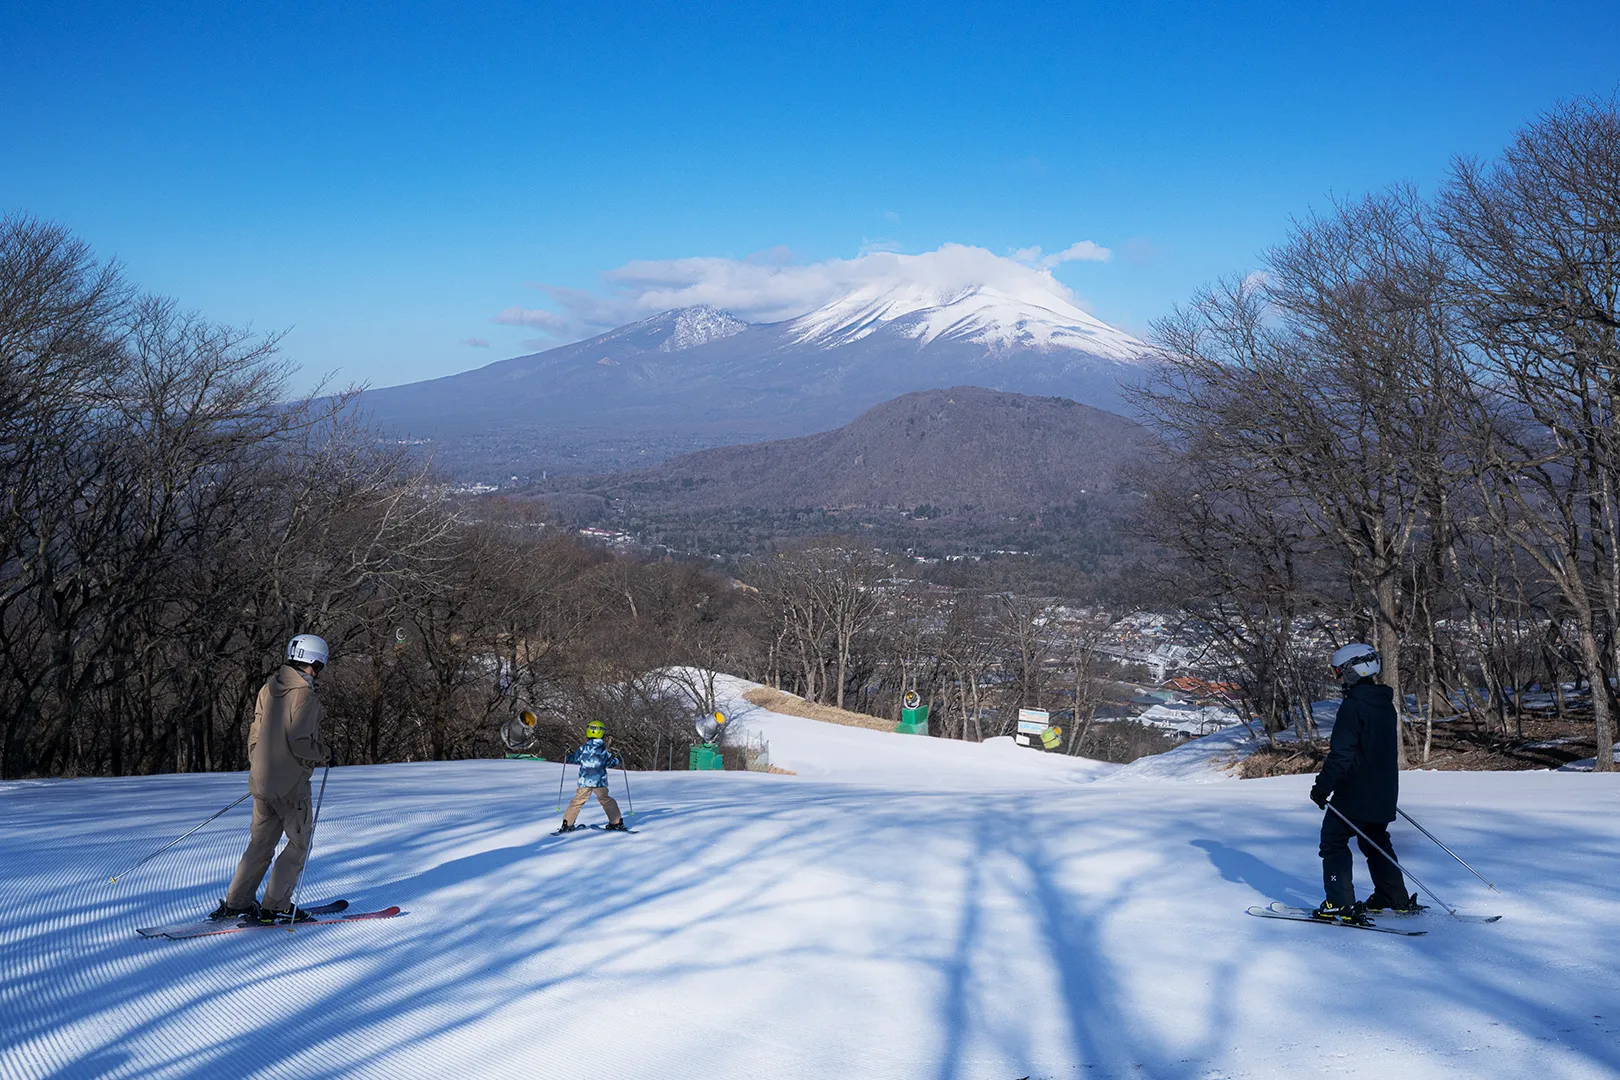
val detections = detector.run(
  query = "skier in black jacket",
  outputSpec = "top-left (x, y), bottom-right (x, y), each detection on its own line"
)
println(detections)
top-left (1308, 643), bottom-right (1416, 923)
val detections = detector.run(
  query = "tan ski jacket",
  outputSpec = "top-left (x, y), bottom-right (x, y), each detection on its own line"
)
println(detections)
top-left (248, 664), bottom-right (332, 798)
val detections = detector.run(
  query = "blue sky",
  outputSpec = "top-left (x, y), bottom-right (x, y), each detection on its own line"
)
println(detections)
top-left (4, 1), bottom-right (1618, 392)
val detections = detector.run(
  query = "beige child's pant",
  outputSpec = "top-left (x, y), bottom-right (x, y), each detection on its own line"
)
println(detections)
top-left (563, 785), bottom-right (622, 826)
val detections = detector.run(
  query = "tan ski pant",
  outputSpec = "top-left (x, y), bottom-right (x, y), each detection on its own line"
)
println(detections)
top-left (563, 785), bottom-right (622, 826)
top-left (225, 780), bottom-right (312, 911)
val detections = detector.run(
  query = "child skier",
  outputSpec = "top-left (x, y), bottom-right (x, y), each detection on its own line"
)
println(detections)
top-left (1308, 643), bottom-right (1415, 923)
top-left (559, 720), bottom-right (628, 832)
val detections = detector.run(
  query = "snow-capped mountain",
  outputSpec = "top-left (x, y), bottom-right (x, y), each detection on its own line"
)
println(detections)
top-left (657, 305), bottom-right (748, 352)
top-left (556, 304), bottom-right (748, 358)
top-left (360, 286), bottom-right (1152, 477)
top-left (786, 281), bottom-right (1143, 360)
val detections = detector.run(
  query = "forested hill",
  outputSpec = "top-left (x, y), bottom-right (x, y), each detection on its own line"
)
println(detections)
top-left (565, 387), bottom-right (1149, 514)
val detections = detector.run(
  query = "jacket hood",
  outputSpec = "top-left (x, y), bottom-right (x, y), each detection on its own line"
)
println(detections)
top-left (269, 664), bottom-right (314, 697)
top-left (1349, 681), bottom-right (1394, 705)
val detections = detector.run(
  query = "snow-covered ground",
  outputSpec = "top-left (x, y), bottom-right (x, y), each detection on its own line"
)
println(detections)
top-left (715, 673), bottom-right (1117, 788)
top-left (1133, 701), bottom-right (1243, 737)
top-left (1106, 701), bottom-right (1343, 783)
top-left (4, 696), bottom-right (1619, 1079)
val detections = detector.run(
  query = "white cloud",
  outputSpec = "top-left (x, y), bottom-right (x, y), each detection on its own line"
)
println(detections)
top-left (491, 306), bottom-right (571, 331)
top-left (1014, 241), bottom-right (1112, 268)
top-left (857, 237), bottom-right (905, 255)
top-left (494, 241), bottom-right (1113, 342)
top-left (459, 336), bottom-right (490, 348)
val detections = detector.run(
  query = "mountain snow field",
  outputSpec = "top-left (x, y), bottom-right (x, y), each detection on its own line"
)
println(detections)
top-left (784, 280), bottom-right (1145, 359)
top-left (3, 693), bottom-right (1618, 1079)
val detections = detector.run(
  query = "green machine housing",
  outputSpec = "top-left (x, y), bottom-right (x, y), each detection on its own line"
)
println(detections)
top-left (894, 702), bottom-right (929, 735)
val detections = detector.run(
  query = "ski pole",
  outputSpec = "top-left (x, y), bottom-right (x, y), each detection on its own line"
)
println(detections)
top-left (1324, 802), bottom-right (1459, 919)
top-left (1397, 807), bottom-right (1501, 893)
top-left (620, 766), bottom-right (634, 817)
top-left (109, 791), bottom-right (252, 883)
top-left (555, 761), bottom-right (569, 812)
top-left (284, 761), bottom-right (331, 931)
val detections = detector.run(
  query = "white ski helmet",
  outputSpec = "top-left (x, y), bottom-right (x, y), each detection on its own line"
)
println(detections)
top-left (1330, 643), bottom-right (1380, 683)
top-left (286, 633), bottom-right (329, 667)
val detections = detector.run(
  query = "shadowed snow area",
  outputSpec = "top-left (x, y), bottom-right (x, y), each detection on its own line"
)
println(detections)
top-left (3, 706), bottom-right (1619, 1078)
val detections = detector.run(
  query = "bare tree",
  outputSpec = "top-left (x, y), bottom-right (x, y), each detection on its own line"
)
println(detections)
top-left (1441, 96), bottom-right (1620, 771)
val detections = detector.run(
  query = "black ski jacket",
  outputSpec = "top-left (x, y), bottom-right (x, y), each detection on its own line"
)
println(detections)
top-left (1313, 681), bottom-right (1399, 823)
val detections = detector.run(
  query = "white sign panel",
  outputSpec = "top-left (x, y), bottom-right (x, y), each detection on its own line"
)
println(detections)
top-left (1017, 708), bottom-right (1050, 734)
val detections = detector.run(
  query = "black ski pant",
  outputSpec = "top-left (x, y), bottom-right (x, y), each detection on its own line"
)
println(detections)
top-left (1319, 811), bottom-right (1406, 906)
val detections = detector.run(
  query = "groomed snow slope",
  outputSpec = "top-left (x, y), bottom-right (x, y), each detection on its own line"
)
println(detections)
top-left (715, 673), bottom-right (1118, 787)
top-left (3, 717), bottom-right (1619, 1079)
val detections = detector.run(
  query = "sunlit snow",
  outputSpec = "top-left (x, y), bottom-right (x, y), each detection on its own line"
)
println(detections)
top-left (3, 679), bottom-right (1615, 1079)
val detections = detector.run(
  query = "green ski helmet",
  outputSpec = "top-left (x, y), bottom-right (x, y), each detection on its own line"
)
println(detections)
top-left (585, 720), bottom-right (606, 739)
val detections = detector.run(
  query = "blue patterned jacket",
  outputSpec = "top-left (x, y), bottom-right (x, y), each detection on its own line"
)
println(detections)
top-left (565, 738), bottom-right (621, 788)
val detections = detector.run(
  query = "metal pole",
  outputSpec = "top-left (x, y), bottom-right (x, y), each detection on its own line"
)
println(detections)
top-left (555, 760), bottom-right (568, 812)
top-left (621, 766), bottom-right (634, 817)
top-left (1325, 802), bottom-right (1459, 919)
top-left (284, 762), bottom-right (330, 930)
top-left (1397, 808), bottom-right (1501, 892)
top-left (109, 791), bottom-right (252, 883)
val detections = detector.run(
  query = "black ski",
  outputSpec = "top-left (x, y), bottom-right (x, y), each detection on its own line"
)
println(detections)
top-left (1246, 905), bottom-right (1427, 936)
top-left (1267, 901), bottom-right (1500, 924)
top-left (550, 823), bottom-right (637, 835)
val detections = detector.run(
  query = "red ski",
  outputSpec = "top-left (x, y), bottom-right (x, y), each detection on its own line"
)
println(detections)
top-left (138, 903), bottom-right (403, 940)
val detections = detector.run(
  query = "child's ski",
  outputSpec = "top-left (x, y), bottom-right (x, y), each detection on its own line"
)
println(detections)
top-left (550, 823), bottom-right (637, 836)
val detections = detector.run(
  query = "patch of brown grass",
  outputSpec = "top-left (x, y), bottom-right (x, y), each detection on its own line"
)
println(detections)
top-left (741, 686), bottom-right (895, 732)
top-left (1236, 743), bottom-right (1326, 779)
top-left (1234, 714), bottom-right (1598, 778)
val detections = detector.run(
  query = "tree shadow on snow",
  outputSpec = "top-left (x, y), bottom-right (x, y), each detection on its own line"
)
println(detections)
top-left (4, 768), bottom-right (1620, 1079)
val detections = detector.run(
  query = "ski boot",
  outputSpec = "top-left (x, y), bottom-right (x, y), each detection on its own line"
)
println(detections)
top-left (1365, 891), bottom-right (1425, 915)
top-left (1311, 899), bottom-right (1370, 925)
top-left (254, 905), bottom-right (314, 926)
top-left (605, 820), bottom-right (630, 832)
top-left (209, 899), bottom-right (259, 921)
top-left (556, 820), bottom-right (579, 833)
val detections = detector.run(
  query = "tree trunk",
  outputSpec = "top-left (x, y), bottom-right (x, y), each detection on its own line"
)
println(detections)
top-left (1375, 576), bottom-right (1407, 769)
top-left (1576, 619), bottom-right (1615, 771)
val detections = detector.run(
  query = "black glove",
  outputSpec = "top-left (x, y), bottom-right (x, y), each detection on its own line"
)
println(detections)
top-left (328, 749), bottom-right (340, 767)
top-left (1309, 784), bottom-right (1327, 810)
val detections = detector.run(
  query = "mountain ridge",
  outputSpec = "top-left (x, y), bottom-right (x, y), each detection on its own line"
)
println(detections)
top-left (550, 386), bottom-right (1149, 515)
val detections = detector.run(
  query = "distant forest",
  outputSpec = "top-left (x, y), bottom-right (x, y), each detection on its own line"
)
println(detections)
top-left (4, 98), bottom-right (1620, 777)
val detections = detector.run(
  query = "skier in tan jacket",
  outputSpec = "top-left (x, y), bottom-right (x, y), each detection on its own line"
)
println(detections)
top-left (212, 634), bottom-right (334, 924)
